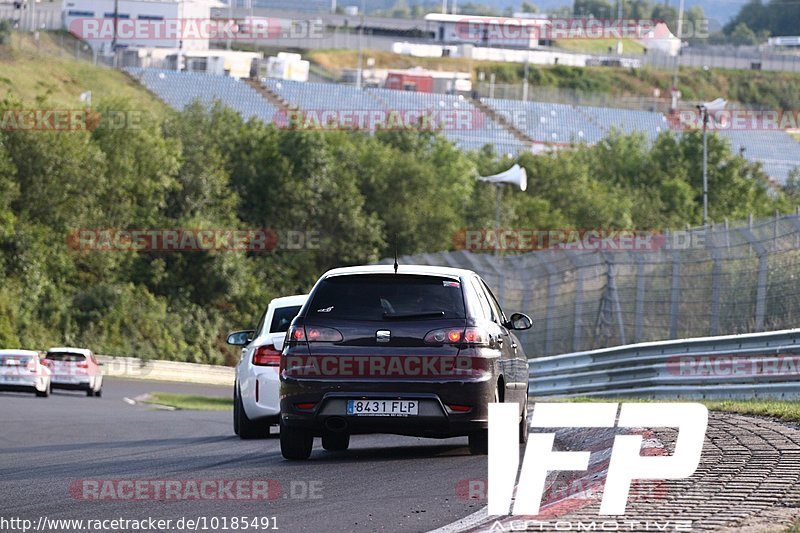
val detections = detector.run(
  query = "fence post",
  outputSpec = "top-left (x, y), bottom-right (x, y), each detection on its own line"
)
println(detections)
top-left (739, 226), bottom-right (768, 331)
top-left (669, 251), bottom-right (682, 339)
top-left (608, 256), bottom-right (626, 346)
top-left (566, 252), bottom-right (583, 353)
top-left (533, 254), bottom-right (558, 356)
top-left (633, 253), bottom-right (646, 343)
top-left (709, 244), bottom-right (722, 336)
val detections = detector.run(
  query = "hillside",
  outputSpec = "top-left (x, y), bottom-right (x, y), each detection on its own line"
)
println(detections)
top-left (0, 31), bottom-right (167, 112)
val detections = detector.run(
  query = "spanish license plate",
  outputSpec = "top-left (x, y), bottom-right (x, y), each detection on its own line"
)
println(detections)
top-left (346, 399), bottom-right (418, 417)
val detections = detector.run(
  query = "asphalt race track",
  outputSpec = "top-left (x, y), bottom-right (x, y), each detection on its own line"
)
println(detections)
top-left (0, 379), bottom-right (486, 533)
top-left (3, 379), bottom-right (800, 532)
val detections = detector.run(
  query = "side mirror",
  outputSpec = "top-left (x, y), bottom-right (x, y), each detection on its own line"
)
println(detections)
top-left (226, 330), bottom-right (255, 346)
top-left (506, 312), bottom-right (532, 331)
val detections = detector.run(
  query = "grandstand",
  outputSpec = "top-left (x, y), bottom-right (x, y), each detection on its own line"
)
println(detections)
top-left (718, 130), bottom-right (800, 185)
top-left (124, 68), bottom-right (279, 124)
top-left (265, 78), bottom-right (527, 155)
top-left (124, 68), bottom-right (800, 184)
top-left (482, 97), bottom-right (604, 144)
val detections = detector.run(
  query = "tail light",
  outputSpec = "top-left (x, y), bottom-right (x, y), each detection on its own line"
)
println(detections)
top-left (76, 361), bottom-right (88, 369)
top-left (286, 325), bottom-right (342, 344)
top-left (252, 345), bottom-right (281, 366)
top-left (424, 327), bottom-right (490, 346)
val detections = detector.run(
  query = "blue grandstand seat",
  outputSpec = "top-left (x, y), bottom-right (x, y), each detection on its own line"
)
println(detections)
top-left (124, 68), bottom-right (277, 123)
top-left (125, 69), bottom-right (800, 183)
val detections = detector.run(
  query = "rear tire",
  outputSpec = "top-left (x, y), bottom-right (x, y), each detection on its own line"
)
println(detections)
top-left (468, 431), bottom-right (489, 455)
top-left (233, 385), bottom-right (240, 436)
top-left (519, 401), bottom-right (529, 444)
top-left (95, 388), bottom-right (102, 398)
top-left (35, 380), bottom-right (50, 398)
top-left (280, 419), bottom-right (313, 460)
top-left (235, 385), bottom-right (268, 439)
top-left (322, 432), bottom-right (350, 451)
top-left (86, 389), bottom-right (94, 397)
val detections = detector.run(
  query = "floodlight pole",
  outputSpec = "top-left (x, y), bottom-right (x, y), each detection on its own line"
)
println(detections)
top-left (672, 0), bottom-right (684, 90)
top-left (701, 105), bottom-right (709, 226)
top-left (494, 184), bottom-right (501, 256)
top-left (356, 0), bottom-right (365, 88)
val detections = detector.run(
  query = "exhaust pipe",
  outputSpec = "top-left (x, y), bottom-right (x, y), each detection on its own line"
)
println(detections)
top-left (324, 417), bottom-right (348, 433)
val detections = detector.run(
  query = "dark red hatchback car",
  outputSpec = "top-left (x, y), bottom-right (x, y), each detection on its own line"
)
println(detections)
top-left (279, 265), bottom-right (532, 460)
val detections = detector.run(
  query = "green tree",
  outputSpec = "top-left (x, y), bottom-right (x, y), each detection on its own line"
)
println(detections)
top-left (729, 22), bottom-right (760, 45)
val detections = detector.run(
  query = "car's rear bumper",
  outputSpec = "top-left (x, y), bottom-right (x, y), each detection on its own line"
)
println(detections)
top-left (280, 377), bottom-right (495, 437)
top-left (51, 380), bottom-right (92, 391)
top-left (0, 383), bottom-right (38, 393)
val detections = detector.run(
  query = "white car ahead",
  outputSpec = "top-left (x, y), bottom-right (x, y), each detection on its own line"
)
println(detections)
top-left (0, 349), bottom-right (52, 397)
top-left (45, 347), bottom-right (103, 397)
top-left (227, 294), bottom-right (308, 438)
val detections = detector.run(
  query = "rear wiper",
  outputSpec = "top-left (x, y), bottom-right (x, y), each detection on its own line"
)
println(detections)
top-left (382, 311), bottom-right (446, 319)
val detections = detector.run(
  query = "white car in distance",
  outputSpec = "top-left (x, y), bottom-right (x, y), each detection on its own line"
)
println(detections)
top-left (227, 294), bottom-right (308, 438)
top-left (45, 347), bottom-right (103, 397)
top-left (0, 349), bottom-right (52, 397)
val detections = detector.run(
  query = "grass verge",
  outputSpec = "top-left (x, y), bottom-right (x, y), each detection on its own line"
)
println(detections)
top-left (542, 397), bottom-right (800, 422)
top-left (144, 392), bottom-right (232, 411)
top-left (553, 38), bottom-right (646, 55)
top-left (704, 400), bottom-right (800, 423)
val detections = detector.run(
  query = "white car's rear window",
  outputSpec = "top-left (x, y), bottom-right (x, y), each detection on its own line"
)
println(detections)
top-left (46, 353), bottom-right (87, 362)
top-left (0, 355), bottom-right (32, 365)
top-left (270, 305), bottom-right (302, 333)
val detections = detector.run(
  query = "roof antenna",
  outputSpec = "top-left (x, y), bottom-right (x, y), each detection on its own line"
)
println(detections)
top-left (393, 235), bottom-right (399, 274)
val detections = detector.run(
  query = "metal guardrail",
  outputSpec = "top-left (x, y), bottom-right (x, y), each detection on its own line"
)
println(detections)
top-left (529, 328), bottom-right (800, 400)
top-left (96, 355), bottom-right (234, 387)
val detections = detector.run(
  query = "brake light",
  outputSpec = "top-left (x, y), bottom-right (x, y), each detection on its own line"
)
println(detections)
top-left (463, 328), bottom-right (489, 345)
top-left (306, 327), bottom-right (343, 342)
top-left (252, 345), bottom-right (281, 366)
top-left (424, 329), bottom-right (463, 344)
top-left (286, 325), bottom-right (342, 344)
top-left (424, 327), bottom-right (490, 346)
top-left (76, 361), bottom-right (88, 369)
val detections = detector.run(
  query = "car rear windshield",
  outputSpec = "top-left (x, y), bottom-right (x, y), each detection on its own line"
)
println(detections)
top-left (46, 353), bottom-right (86, 362)
top-left (308, 274), bottom-right (465, 321)
top-left (0, 355), bottom-right (32, 365)
top-left (270, 305), bottom-right (302, 333)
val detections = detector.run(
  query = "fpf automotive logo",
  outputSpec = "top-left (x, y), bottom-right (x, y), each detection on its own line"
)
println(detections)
top-left (488, 402), bottom-right (709, 516)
